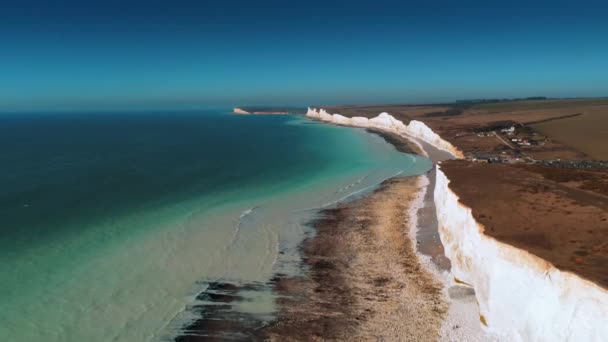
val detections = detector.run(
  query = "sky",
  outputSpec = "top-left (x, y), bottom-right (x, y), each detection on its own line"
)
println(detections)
top-left (1, 0), bottom-right (607, 111)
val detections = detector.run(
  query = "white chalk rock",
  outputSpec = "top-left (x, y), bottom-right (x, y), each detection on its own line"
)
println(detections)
top-left (331, 114), bottom-right (351, 125)
top-left (404, 120), bottom-right (464, 158)
top-left (350, 116), bottom-right (369, 127)
top-left (306, 107), bottom-right (462, 158)
top-left (435, 166), bottom-right (608, 341)
top-left (318, 109), bottom-right (333, 121)
top-left (306, 107), bottom-right (318, 118)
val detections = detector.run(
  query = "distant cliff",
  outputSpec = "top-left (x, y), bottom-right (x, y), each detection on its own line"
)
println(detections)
top-left (306, 107), bottom-right (464, 158)
top-left (233, 107), bottom-right (251, 114)
top-left (234, 107), bottom-right (306, 115)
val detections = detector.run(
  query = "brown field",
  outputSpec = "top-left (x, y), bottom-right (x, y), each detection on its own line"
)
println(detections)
top-left (326, 98), bottom-right (608, 160)
top-left (321, 99), bottom-right (608, 290)
top-left (532, 110), bottom-right (608, 160)
top-left (416, 99), bottom-right (608, 159)
top-left (441, 160), bottom-right (608, 288)
top-left (471, 98), bottom-right (608, 113)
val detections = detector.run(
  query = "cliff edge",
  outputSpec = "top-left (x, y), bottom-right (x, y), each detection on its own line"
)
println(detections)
top-left (435, 164), bottom-right (608, 340)
top-left (233, 107), bottom-right (251, 114)
top-left (306, 107), bottom-right (464, 158)
top-left (305, 105), bottom-right (608, 340)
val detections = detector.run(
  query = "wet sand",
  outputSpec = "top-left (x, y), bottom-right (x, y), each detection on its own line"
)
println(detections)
top-left (175, 281), bottom-right (273, 341)
top-left (408, 138), bottom-right (453, 270)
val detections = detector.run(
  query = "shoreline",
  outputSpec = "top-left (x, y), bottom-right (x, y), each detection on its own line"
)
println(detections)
top-left (384, 129), bottom-right (491, 341)
top-left (295, 112), bottom-right (491, 340)
top-left (261, 175), bottom-right (449, 340)
top-left (169, 116), bottom-right (434, 341)
top-left (172, 176), bottom-right (443, 341)
top-left (233, 107), bottom-right (292, 115)
top-left (300, 106), bottom-right (608, 340)
top-left (171, 113), bottom-right (488, 341)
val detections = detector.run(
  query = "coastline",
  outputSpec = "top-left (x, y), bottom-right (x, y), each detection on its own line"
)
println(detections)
top-left (169, 111), bottom-right (501, 341)
top-left (171, 112), bottom-right (471, 340)
top-left (306, 105), bottom-right (608, 340)
top-left (380, 127), bottom-right (492, 341)
top-left (172, 176), bottom-right (445, 341)
top-left (233, 107), bottom-right (291, 115)
top-left (168, 114), bottom-right (434, 341)
top-left (261, 176), bottom-right (448, 340)
top-left (296, 111), bottom-right (492, 341)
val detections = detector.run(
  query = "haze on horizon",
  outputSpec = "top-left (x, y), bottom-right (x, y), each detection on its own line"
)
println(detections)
top-left (1, 0), bottom-right (607, 112)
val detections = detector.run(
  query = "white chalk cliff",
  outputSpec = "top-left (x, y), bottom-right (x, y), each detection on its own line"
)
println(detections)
top-left (306, 107), bottom-right (464, 158)
top-left (307, 106), bottom-right (608, 340)
top-left (233, 107), bottom-right (251, 114)
top-left (435, 166), bottom-right (608, 341)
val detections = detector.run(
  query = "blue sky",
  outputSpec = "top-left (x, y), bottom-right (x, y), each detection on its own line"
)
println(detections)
top-left (1, 0), bottom-right (607, 111)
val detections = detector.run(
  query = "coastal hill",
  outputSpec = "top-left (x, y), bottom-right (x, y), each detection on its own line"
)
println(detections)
top-left (321, 98), bottom-right (608, 160)
top-left (320, 98), bottom-right (608, 287)
top-left (310, 98), bottom-right (608, 339)
top-left (233, 106), bottom-right (306, 115)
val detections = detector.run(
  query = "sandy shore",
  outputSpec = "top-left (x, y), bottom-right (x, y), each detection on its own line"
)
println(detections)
top-left (261, 176), bottom-right (448, 340)
top-left (248, 125), bottom-right (491, 341)
top-left (257, 128), bottom-right (494, 340)
top-left (173, 176), bottom-right (457, 341)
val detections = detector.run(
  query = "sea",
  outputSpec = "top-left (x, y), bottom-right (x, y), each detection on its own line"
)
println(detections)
top-left (0, 109), bottom-right (432, 341)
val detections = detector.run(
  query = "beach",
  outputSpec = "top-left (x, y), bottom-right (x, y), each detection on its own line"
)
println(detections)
top-left (182, 116), bottom-right (488, 341)
top-left (6, 2), bottom-right (607, 340)
top-left (176, 174), bottom-right (455, 341)
top-left (262, 176), bottom-right (447, 340)
top-left (276, 110), bottom-right (495, 341)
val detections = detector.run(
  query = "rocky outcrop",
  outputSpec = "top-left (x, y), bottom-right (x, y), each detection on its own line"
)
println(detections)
top-left (306, 108), bottom-right (463, 158)
top-left (434, 165), bottom-right (608, 341)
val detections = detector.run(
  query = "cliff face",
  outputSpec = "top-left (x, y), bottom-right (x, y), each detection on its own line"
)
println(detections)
top-left (434, 166), bottom-right (608, 341)
top-left (235, 107), bottom-right (294, 114)
top-left (307, 105), bottom-right (608, 340)
top-left (306, 108), bottom-right (464, 158)
top-left (234, 107), bottom-right (251, 114)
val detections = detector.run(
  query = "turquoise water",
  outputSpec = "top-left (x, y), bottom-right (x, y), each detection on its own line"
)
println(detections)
top-left (0, 110), bottom-right (431, 341)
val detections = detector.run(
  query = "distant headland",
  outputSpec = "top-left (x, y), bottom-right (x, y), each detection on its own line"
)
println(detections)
top-left (233, 107), bottom-right (306, 115)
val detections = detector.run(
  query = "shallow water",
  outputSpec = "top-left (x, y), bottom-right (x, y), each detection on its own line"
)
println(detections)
top-left (0, 110), bottom-right (431, 341)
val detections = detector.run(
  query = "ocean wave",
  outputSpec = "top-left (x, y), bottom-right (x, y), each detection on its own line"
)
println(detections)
top-left (240, 206), bottom-right (257, 219)
top-left (329, 170), bottom-right (405, 205)
top-left (294, 170), bottom-right (406, 213)
top-left (226, 206), bottom-right (259, 251)
top-left (335, 175), bottom-right (368, 194)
